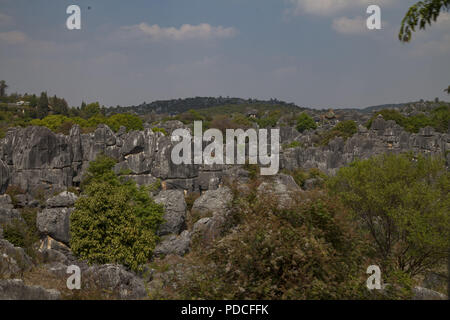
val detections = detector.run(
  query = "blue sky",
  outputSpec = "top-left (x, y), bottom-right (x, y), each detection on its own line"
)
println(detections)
top-left (0, 0), bottom-right (449, 109)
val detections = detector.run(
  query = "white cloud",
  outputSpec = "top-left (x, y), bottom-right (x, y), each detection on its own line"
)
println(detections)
top-left (0, 31), bottom-right (27, 44)
top-left (0, 12), bottom-right (13, 26)
top-left (120, 23), bottom-right (237, 41)
top-left (332, 16), bottom-right (368, 34)
top-left (287, 0), bottom-right (393, 16)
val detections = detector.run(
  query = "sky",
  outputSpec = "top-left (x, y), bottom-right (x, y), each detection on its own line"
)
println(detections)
top-left (0, 0), bottom-right (449, 109)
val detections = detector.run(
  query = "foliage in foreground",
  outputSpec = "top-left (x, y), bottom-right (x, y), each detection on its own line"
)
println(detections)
top-left (159, 186), bottom-right (373, 299)
top-left (70, 155), bottom-right (164, 272)
top-left (328, 153), bottom-right (450, 277)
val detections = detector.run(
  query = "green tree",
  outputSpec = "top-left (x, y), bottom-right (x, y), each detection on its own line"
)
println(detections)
top-left (70, 155), bottom-right (165, 271)
top-left (296, 112), bottom-right (317, 133)
top-left (0, 80), bottom-right (8, 97)
top-left (328, 153), bottom-right (450, 277)
top-left (399, 0), bottom-right (450, 42)
top-left (81, 102), bottom-right (101, 119)
top-left (29, 94), bottom-right (38, 108)
top-left (106, 113), bottom-right (144, 132)
top-left (37, 92), bottom-right (49, 119)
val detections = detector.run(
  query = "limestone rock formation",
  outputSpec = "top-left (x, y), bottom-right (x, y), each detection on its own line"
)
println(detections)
top-left (0, 195), bottom-right (23, 225)
top-left (0, 279), bottom-right (61, 300)
top-left (154, 230), bottom-right (191, 257)
top-left (36, 192), bottom-right (78, 245)
top-left (84, 264), bottom-right (147, 300)
top-left (155, 190), bottom-right (187, 236)
top-left (0, 239), bottom-right (33, 278)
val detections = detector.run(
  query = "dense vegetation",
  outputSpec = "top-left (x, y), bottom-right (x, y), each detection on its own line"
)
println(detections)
top-left (159, 187), bottom-right (371, 299)
top-left (328, 153), bottom-right (450, 277)
top-left (296, 112), bottom-right (317, 133)
top-left (70, 155), bottom-right (165, 272)
top-left (150, 153), bottom-right (448, 299)
top-left (109, 97), bottom-right (301, 116)
top-left (366, 105), bottom-right (450, 133)
top-left (320, 120), bottom-right (358, 145)
top-left (30, 113), bottom-right (143, 134)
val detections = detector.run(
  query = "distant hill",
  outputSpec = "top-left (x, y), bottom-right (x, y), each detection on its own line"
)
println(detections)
top-left (355, 100), bottom-right (448, 114)
top-left (108, 97), bottom-right (302, 115)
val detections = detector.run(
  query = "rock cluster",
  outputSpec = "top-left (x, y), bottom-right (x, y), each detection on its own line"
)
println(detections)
top-left (0, 116), bottom-right (446, 196)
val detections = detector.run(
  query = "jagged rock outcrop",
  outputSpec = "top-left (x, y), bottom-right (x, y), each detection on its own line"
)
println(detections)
top-left (282, 119), bottom-right (448, 175)
top-left (0, 279), bottom-right (61, 300)
top-left (190, 187), bottom-right (233, 246)
top-left (0, 116), bottom-right (447, 196)
top-left (154, 230), bottom-right (191, 257)
top-left (0, 239), bottom-right (33, 278)
top-left (84, 264), bottom-right (147, 300)
top-left (36, 192), bottom-right (78, 245)
top-left (0, 194), bottom-right (23, 225)
top-left (154, 190), bottom-right (187, 236)
top-left (412, 286), bottom-right (447, 300)
top-left (257, 174), bottom-right (301, 208)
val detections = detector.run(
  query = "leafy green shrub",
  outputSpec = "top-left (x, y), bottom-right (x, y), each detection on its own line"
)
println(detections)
top-left (256, 110), bottom-right (281, 128)
top-left (70, 155), bottom-right (165, 272)
top-left (152, 127), bottom-right (167, 136)
top-left (296, 112), bottom-right (317, 133)
top-left (177, 109), bottom-right (206, 124)
top-left (328, 153), bottom-right (450, 277)
top-left (320, 120), bottom-right (358, 146)
top-left (167, 189), bottom-right (370, 299)
top-left (283, 168), bottom-right (327, 188)
top-left (3, 208), bottom-right (40, 260)
top-left (29, 113), bottom-right (143, 134)
top-left (366, 105), bottom-right (450, 133)
top-left (106, 113), bottom-right (144, 132)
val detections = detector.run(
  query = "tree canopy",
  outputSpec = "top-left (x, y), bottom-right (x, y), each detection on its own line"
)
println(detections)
top-left (399, 0), bottom-right (450, 42)
top-left (328, 153), bottom-right (450, 277)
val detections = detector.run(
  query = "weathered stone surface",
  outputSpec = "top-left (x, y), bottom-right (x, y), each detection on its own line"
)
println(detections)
top-left (0, 115), bottom-right (447, 196)
top-left (0, 160), bottom-right (8, 194)
top-left (46, 191), bottom-right (78, 208)
top-left (422, 272), bottom-right (448, 291)
top-left (0, 195), bottom-right (22, 225)
top-left (412, 286), bottom-right (447, 300)
top-left (84, 264), bottom-right (147, 300)
top-left (37, 207), bottom-right (73, 244)
top-left (0, 205), bottom-right (21, 227)
top-left (0, 279), bottom-right (60, 300)
top-left (0, 194), bottom-right (13, 209)
top-left (188, 187), bottom-right (234, 246)
top-left (155, 190), bottom-right (187, 236)
top-left (0, 239), bottom-right (33, 278)
top-left (257, 174), bottom-right (301, 208)
top-left (191, 187), bottom-right (233, 218)
top-left (154, 230), bottom-right (191, 257)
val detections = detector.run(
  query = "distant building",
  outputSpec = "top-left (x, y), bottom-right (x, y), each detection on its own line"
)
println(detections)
top-left (16, 101), bottom-right (30, 106)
